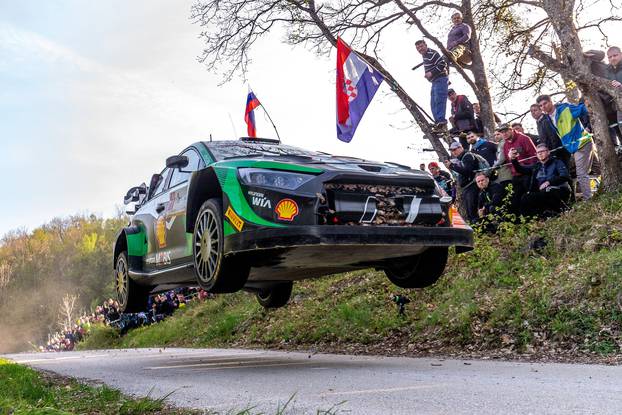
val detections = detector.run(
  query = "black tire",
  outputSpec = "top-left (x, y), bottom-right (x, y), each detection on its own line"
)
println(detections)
top-left (115, 251), bottom-right (150, 313)
top-left (193, 198), bottom-right (249, 293)
top-left (384, 247), bottom-right (449, 289)
top-left (256, 282), bottom-right (293, 309)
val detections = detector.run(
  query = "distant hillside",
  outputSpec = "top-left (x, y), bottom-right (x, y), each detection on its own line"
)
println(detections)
top-left (80, 192), bottom-right (622, 362)
top-left (0, 215), bottom-right (126, 353)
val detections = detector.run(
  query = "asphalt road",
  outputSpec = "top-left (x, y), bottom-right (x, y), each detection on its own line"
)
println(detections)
top-left (4, 348), bottom-right (622, 414)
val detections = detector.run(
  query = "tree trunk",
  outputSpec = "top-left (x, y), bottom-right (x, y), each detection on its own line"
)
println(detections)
top-left (462, 0), bottom-right (496, 137)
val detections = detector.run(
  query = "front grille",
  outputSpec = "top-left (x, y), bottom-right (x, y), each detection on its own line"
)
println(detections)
top-left (321, 183), bottom-right (443, 226)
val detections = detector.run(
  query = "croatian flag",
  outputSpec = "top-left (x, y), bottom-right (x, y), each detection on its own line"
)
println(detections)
top-left (244, 91), bottom-right (261, 138)
top-left (336, 37), bottom-right (384, 142)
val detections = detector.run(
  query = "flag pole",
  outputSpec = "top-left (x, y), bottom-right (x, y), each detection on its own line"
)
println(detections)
top-left (260, 102), bottom-right (282, 144)
top-left (247, 84), bottom-right (281, 143)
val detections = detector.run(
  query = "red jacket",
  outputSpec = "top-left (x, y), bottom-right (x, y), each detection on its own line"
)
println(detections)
top-left (502, 131), bottom-right (537, 176)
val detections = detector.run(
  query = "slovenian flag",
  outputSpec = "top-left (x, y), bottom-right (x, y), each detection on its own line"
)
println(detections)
top-left (336, 38), bottom-right (384, 142)
top-left (244, 91), bottom-right (261, 138)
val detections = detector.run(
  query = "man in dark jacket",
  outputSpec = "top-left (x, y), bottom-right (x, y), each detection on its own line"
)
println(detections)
top-left (476, 172), bottom-right (506, 220)
top-left (584, 49), bottom-right (621, 145)
top-left (466, 130), bottom-right (497, 166)
top-left (416, 39), bottom-right (449, 132)
top-left (607, 46), bottom-right (622, 136)
top-left (444, 141), bottom-right (480, 223)
top-left (510, 144), bottom-right (571, 218)
top-left (428, 162), bottom-right (454, 199)
top-left (448, 89), bottom-right (477, 134)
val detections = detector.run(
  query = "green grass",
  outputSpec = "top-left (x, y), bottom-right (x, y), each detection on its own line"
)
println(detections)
top-left (0, 358), bottom-right (195, 414)
top-left (80, 190), bottom-right (622, 359)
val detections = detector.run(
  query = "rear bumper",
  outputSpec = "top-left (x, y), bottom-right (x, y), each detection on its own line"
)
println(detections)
top-left (225, 225), bottom-right (473, 254)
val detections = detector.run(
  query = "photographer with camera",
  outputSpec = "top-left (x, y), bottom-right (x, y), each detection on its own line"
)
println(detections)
top-left (509, 143), bottom-right (571, 219)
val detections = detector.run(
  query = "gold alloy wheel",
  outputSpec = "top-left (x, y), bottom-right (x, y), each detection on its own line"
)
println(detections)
top-left (115, 256), bottom-right (128, 306)
top-left (194, 208), bottom-right (220, 284)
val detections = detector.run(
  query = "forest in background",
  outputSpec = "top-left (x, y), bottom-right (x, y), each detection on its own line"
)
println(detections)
top-left (0, 215), bottom-right (127, 353)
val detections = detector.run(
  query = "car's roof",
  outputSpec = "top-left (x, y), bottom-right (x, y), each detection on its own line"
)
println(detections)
top-left (196, 139), bottom-right (429, 177)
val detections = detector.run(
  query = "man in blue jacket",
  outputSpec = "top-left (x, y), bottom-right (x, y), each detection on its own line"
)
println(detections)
top-left (466, 130), bottom-right (497, 166)
top-left (510, 143), bottom-right (571, 218)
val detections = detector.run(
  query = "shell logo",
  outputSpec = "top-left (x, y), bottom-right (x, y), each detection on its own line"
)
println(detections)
top-left (275, 199), bottom-right (299, 221)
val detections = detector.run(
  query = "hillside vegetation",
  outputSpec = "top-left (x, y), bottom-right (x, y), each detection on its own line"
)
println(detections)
top-left (0, 215), bottom-right (127, 353)
top-left (80, 191), bottom-right (622, 361)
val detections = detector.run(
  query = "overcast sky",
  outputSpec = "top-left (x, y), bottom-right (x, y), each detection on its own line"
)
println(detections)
top-left (0, 0), bottom-right (618, 237)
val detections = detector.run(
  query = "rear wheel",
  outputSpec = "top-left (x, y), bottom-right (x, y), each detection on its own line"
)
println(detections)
top-left (115, 251), bottom-right (150, 313)
top-left (384, 247), bottom-right (449, 289)
top-left (256, 282), bottom-right (293, 309)
top-left (193, 198), bottom-right (249, 293)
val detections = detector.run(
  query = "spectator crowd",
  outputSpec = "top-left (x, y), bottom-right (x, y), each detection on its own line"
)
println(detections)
top-left (415, 14), bottom-right (622, 229)
top-left (41, 287), bottom-right (212, 352)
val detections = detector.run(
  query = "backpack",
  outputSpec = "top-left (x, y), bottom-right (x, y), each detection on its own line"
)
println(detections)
top-left (467, 152), bottom-right (497, 181)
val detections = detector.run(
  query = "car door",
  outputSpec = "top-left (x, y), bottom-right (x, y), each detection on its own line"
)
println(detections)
top-left (159, 148), bottom-right (205, 266)
top-left (132, 167), bottom-right (172, 272)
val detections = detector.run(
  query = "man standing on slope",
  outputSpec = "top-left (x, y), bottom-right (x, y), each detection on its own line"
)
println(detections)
top-left (536, 94), bottom-right (595, 200)
top-left (416, 39), bottom-right (449, 133)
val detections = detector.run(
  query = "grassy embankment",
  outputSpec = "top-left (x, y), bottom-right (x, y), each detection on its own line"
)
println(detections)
top-left (0, 358), bottom-right (197, 415)
top-left (80, 191), bottom-right (622, 360)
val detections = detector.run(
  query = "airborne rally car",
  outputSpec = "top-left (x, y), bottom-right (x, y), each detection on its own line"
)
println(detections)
top-left (113, 138), bottom-right (473, 312)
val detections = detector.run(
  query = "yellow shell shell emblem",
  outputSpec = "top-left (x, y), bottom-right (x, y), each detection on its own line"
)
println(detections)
top-left (275, 199), bottom-right (299, 221)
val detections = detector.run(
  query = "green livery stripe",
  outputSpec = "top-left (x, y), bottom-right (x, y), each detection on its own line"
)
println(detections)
top-left (216, 159), bottom-right (323, 173)
top-left (219, 167), bottom-right (285, 228)
top-left (126, 229), bottom-right (147, 256)
top-left (197, 142), bottom-right (215, 164)
top-left (185, 232), bottom-right (193, 256)
top-left (223, 221), bottom-right (235, 236)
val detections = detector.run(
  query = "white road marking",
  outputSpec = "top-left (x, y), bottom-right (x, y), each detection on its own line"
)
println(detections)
top-left (318, 384), bottom-right (443, 397)
top-left (13, 354), bottom-right (109, 364)
top-left (148, 360), bottom-right (316, 371)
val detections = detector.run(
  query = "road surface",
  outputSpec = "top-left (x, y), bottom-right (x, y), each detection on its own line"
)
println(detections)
top-left (4, 348), bottom-right (622, 414)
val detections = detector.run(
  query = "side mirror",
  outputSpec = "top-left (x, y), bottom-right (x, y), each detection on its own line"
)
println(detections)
top-left (166, 155), bottom-right (189, 170)
top-left (123, 185), bottom-right (146, 205)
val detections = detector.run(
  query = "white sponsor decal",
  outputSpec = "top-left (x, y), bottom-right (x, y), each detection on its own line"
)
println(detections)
top-left (155, 250), bottom-right (171, 266)
top-left (248, 191), bottom-right (272, 209)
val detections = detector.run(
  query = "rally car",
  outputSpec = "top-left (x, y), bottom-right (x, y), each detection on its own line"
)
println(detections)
top-left (113, 138), bottom-right (473, 312)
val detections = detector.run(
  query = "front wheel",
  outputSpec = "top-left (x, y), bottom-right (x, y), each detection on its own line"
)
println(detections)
top-left (256, 282), bottom-right (293, 309)
top-left (193, 199), bottom-right (249, 293)
top-left (384, 247), bottom-right (449, 289)
top-left (115, 251), bottom-right (150, 313)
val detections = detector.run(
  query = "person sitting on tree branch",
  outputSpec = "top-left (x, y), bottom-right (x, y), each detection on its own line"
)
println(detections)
top-left (446, 12), bottom-right (472, 65)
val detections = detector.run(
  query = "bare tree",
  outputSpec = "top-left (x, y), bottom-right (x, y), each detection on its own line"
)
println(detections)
top-left (191, 0), bottom-right (466, 159)
top-left (0, 262), bottom-right (12, 307)
top-left (58, 293), bottom-right (78, 332)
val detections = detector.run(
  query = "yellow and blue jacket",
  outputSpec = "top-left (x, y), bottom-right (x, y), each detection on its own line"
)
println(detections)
top-left (554, 102), bottom-right (591, 154)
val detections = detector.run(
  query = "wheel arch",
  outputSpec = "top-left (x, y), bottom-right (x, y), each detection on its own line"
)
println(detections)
top-left (113, 226), bottom-right (146, 270)
top-left (186, 167), bottom-right (223, 234)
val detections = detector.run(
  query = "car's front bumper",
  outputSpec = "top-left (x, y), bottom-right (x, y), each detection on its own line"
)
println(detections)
top-left (225, 225), bottom-right (473, 254)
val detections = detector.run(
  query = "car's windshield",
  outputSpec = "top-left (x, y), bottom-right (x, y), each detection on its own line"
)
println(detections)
top-left (206, 141), bottom-right (322, 161)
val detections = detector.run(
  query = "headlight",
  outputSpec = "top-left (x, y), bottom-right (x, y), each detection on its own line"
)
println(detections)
top-left (238, 168), bottom-right (315, 190)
